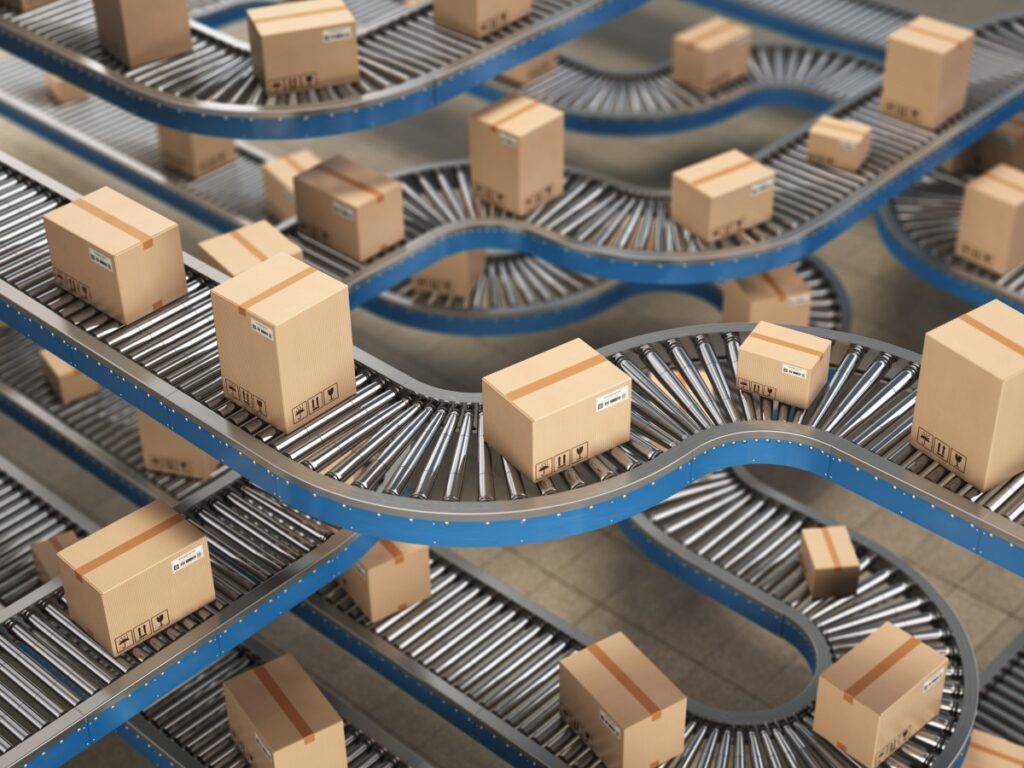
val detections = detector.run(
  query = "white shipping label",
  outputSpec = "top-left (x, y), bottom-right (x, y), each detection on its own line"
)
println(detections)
top-left (171, 545), bottom-right (204, 574)
top-left (250, 318), bottom-right (275, 341)
top-left (596, 385), bottom-right (629, 412)
top-left (839, 139), bottom-right (857, 150)
top-left (498, 131), bottom-right (518, 147)
top-left (599, 710), bottom-right (622, 739)
top-left (323, 25), bottom-right (353, 42)
top-left (89, 248), bottom-right (114, 272)
top-left (923, 667), bottom-right (945, 693)
top-left (751, 179), bottom-right (774, 196)
top-left (333, 200), bottom-right (355, 220)
top-left (787, 294), bottom-right (811, 305)
top-left (254, 731), bottom-right (273, 758)
top-left (782, 363), bottom-right (807, 380)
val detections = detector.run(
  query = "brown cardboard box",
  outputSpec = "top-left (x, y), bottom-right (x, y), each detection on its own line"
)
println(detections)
top-left (263, 150), bottom-right (322, 222)
top-left (248, 0), bottom-right (358, 96)
top-left (39, 349), bottom-right (100, 404)
top-left (136, 411), bottom-right (220, 480)
top-left (198, 220), bottom-right (303, 277)
top-left (955, 164), bottom-right (1024, 275)
top-left (57, 501), bottom-right (214, 655)
top-left (672, 16), bottom-right (751, 93)
top-left (559, 632), bottom-right (687, 768)
top-left (433, 0), bottom-right (531, 38)
top-left (224, 654), bottom-right (348, 768)
top-left (211, 254), bottom-right (356, 434)
top-left (910, 300), bottom-right (1024, 491)
top-left (295, 155), bottom-right (404, 262)
top-left (963, 730), bottom-right (1024, 768)
top-left (941, 147), bottom-right (978, 175)
top-left (44, 74), bottom-right (87, 104)
top-left (799, 526), bottom-right (859, 599)
top-left (979, 114), bottom-right (1024, 172)
top-left (31, 531), bottom-right (80, 583)
top-left (671, 149), bottom-right (775, 242)
top-left (880, 16), bottom-right (974, 130)
top-left (92, 0), bottom-right (192, 69)
top-left (157, 126), bottom-right (236, 180)
top-left (42, 186), bottom-right (187, 325)
top-left (340, 540), bottom-right (431, 622)
top-left (469, 96), bottom-right (565, 216)
top-left (807, 115), bottom-right (873, 172)
top-left (482, 338), bottom-right (631, 483)
top-left (410, 251), bottom-right (486, 300)
top-left (736, 321), bottom-right (831, 408)
top-left (5, 0), bottom-right (57, 11)
top-left (720, 264), bottom-right (812, 326)
top-left (813, 622), bottom-right (947, 768)
top-left (498, 51), bottom-right (558, 86)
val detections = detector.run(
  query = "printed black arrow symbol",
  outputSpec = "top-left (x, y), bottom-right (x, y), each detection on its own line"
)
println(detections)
top-left (575, 446), bottom-right (584, 456)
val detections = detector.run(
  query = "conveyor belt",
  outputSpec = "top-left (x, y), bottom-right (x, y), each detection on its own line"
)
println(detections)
top-left (189, 0), bottom-right (422, 35)
top-left (977, 627), bottom-right (1024, 744)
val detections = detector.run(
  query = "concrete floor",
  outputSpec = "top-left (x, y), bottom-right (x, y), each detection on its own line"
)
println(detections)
top-left (1, 0), bottom-right (1022, 764)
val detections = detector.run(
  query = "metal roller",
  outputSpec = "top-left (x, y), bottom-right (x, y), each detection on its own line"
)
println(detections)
top-left (977, 627), bottom-right (1024, 744)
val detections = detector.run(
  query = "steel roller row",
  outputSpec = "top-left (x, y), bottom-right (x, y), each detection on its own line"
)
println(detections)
top-left (976, 627), bottom-right (1024, 744)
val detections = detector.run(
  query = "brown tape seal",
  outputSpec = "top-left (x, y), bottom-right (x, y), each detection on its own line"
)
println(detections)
top-left (253, 4), bottom-right (349, 24)
top-left (237, 266), bottom-right (316, 316)
top-left (960, 314), bottom-right (1024, 357)
top-left (588, 644), bottom-right (662, 721)
top-left (313, 164), bottom-right (386, 203)
top-left (905, 19), bottom-right (970, 45)
top-left (229, 229), bottom-right (271, 262)
top-left (488, 98), bottom-right (545, 131)
top-left (820, 527), bottom-right (841, 569)
top-left (505, 354), bottom-right (607, 401)
top-left (842, 636), bottom-right (920, 703)
top-left (254, 665), bottom-right (316, 745)
top-left (72, 198), bottom-right (154, 250)
top-left (985, 171), bottom-right (1024, 195)
top-left (283, 154), bottom-right (312, 174)
top-left (379, 539), bottom-right (406, 564)
top-left (74, 514), bottom-right (186, 581)
top-left (682, 17), bottom-right (738, 47)
top-left (747, 331), bottom-right (823, 357)
top-left (969, 740), bottom-right (1024, 766)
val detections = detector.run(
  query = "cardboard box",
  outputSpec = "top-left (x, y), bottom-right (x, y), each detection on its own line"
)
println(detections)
top-left (198, 220), bottom-right (303, 277)
top-left (410, 251), bottom-right (486, 300)
top-left (340, 540), bottom-right (431, 622)
top-left (979, 114), bottom-right (1024, 172)
top-left (248, 0), bottom-right (358, 96)
top-left (964, 730), bottom-right (1024, 768)
top-left (672, 16), bottom-right (751, 93)
top-left (38, 349), bottom-right (100, 404)
top-left (910, 300), bottom-right (1024, 491)
top-left (807, 115), bottom-right (873, 172)
top-left (295, 155), bottom-right (404, 262)
top-left (57, 501), bottom-right (214, 655)
top-left (5, 0), bottom-right (57, 11)
top-left (31, 531), bottom-right (80, 583)
top-left (559, 632), bottom-right (687, 768)
top-left (136, 411), bottom-right (220, 480)
top-left (498, 51), bottom-right (558, 86)
top-left (940, 147), bottom-right (978, 175)
top-left (482, 338), bottom-right (631, 483)
top-left (263, 150), bottom-right (321, 222)
top-left (224, 654), bottom-right (348, 768)
top-left (42, 186), bottom-right (187, 325)
top-left (157, 126), bottom-right (236, 180)
top-left (799, 526), bottom-right (859, 599)
top-left (736, 321), bottom-right (831, 409)
top-left (880, 16), bottom-right (974, 130)
top-left (720, 264), bottom-right (812, 326)
top-left (211, 254), bottom-right (356, 434)
top-left (671, 149), bottom-right (775, 242)
top-left (813, 622), bottom-right (947, 768)
top-left (44, 74), bottom-right (87, 104)
top-left (433, 0), bottom-right (531, 38)
top-left (955, 164), bottom-right (1024, 275)
top-left (469, 96), bottom-right (565, 216)
top-left (92, 0), bottom-right (192, 69)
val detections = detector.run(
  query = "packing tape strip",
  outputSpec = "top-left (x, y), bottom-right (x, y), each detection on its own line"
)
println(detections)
top-left (72, 197), bottom-right (154, 250)
top-left (747, 331), bottom-right (825, 357)
top-left (505, 354), bottom-right (607, 401)
top-left (312, 163), bottom-right (387, 203)
top-left (588, 643), bottom-right (662, 721)
top-left (379, 539), bottom-right (406, 564)
top-left (961, 314), bottom-right (1024, 357)
top-left (254, 665), bottom-right (317, 745)
top-left (969, 739), bottom-right (1024, 765)
top-left (230, 229), bottom-right (272, 262)
top-left (820, 527), bottom-right (842, 569)
top-left (842, 636), bottom-right (921, 704)
top-left (74, 514), bottom-right (188, 580)
top-left (237, 266), bottom-right (317, 316)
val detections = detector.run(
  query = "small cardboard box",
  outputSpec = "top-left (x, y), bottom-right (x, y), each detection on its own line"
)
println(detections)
top-left (224, 654), bottom-right (348, 768)
top-left (964, 730), bottom-right (1024, 768)
top-left (498, 51), bottom-right (558, 86)
top-left (340, 540), bottom-right (431, 622)
top-left (470, 96), bottom-right (565, 216)
top-left (941, 147), bottom-right (978, 175)
top-left (559, 632), bottom-right (687, 768)
top-left (433, 0), bottom-right (531, 38)
top-left (813, 622), bottom-right (947, 768)
top-left (910, 300), bottom-right (1024, 491)
top-left (42, 187), bottom-right (186, 325)
top-left (136, 411), bottom-right (220, 480)
top-left (31, 531), bottom-right (80, 583)
top-left (671, 149), bottom-right (775, 242)
top-left (248, 0), bottom-right (358, 96)
top-left (410, 251), bottom-right (486, 300)
top-left (799, 526), bottom-right (859, 599)
top-left (880, 16), bottom-right (974, 130)
top-left (955, 164), bottom-right (1024, 275)
top-left (39, 349), bottom-right (100, 404)
top-left (263, 150), bottom-right (322, 222)
top-left (720, 264), bottom-right (812, 326)
top-left (44, 74), bottom-right (87, 104)
top-left (482, 338), bottom-right (631, 483)
top-left (92, 0), bottom-right (192, 69)
top-left (736, 321), bottom-right (831, 409)
top-left (198, 220), bottom-right (303, 277)
top-left (157, 126), bottom-right (236, 180)
top-left (57, 501), bottom-right (214, 655)
top-left (211, 254), bottom-right (356, 434)
top-left (295, 155), bottom-right (404, 262)
top-left (672, 16), bottom-right (751, 93)
top-left (807, 115), bottom-right (873, 172)
top-left (979, 114), bottom-right (1024, 172)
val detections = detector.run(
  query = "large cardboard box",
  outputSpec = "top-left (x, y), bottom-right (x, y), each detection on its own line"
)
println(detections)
top-left (248, 0), bottom-right (358, 96)
top-left (736, 321), bottom-right (831, 409)
top-left (672, 16), bottom-right (751, 93)
top-left (799, 526), bottom-right (859, 599)
top-left (157, 126), bottom-right (236, 180)
top-left (39, 349), bottom-right (99, 404)
top-left (498, 51), bottom-right (558, 86)
top-left (410, 251), bottom-right (486, 300)
top-left (340, 540), bottom-right (431, 622)
top-left (979, 114), bottom-right (1024, 172)
top-left (433, 0), bottom-right (531, 38)
top-left (880, 16), bottom-right (974, 130)
top-left (42, 186), bottom-right (187, 325)
top-left (807, 115), bottom-right (873, 172)
top-left (469, 96), bottom-right (565, 216)
top-left (559, 632), bottom-right (687, 768)
top-left (211, 254), bottom-right (356, 434)
top-left (482, 338), bottom-right (631, 483)
top-left (910, 301), bottom-right (1024, 491)
top-left (813, 622), bottom-right (947, 768)
top-left (198, 220), bottom-right (303, 277)
top-left (92, 0), bottom-right (192, 69)
top-left (57, 501), bottom-right (214, 655)
top-left (44, 74), bottom-right (87, 104)
top-left (955, 164), bottom-right (1024, 275)
top-left (295, 155), bottom-right (404, 262)
top-left (671, 149), bottom-right (775, 242)
top-left (224, 654), bottom-right (348, 768)
top-left (720, 264), bottom-right (812, 326)
top-left (964, 730), bottom-right (1024, 768)
top-left (263, 150), bottom-right (322, 222)
top-left (136, 411), bottom-right (220, 480)
top-left (31, 531), bottom-right (80, 583)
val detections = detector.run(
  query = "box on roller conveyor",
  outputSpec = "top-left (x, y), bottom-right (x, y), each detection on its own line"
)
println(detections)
top-left (955, 164), bottom-right (1024, 276)
top-left (198, 220), bottom-right (303, 277)
top-left (672, 16), bottom-right (751, 93)
top-left (498, 51), bottom-right (559, 86)
top-left (31, 531), bottom-right (80, 583)
top-left (263, 150), bottom-right (322, 222)
top-left (433, 0), bottom-right (532, 38)
top-left (720, 264), bottom-right (812, 326)
top-left (963, 729), bottom-right (1024, 767)
top-left (807, 116), bottom-right (873, 172)
top-left (736, 321), bottom-right (831, 409)
top-left (799, 525), bottom-right (860, 599)
top-left (410, 251), bottom-right (486, 300)
top-left (157, 126), bottom-right (236, 180)
top-left (44, 74), bottom-right (87, 105)
top-left (92, 0), bottom-right (193, 69)
top-left (38, 349), bottom-right (99, 405)
top-left (136, 411), bottom-right (221, 480)
top-left (978, 113), bottom-right (1024, 172)
top-left (340, 540), bottom-right (431, 622)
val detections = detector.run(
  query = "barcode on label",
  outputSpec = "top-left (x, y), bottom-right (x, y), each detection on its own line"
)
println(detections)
top-left (782, 363), bottom-right (807, 380)
top-left (596, 385), bottom-right (629, 412)
top-left (171, 545), bottom-right (204, 573)
top-left (498, 132), bottom-right (518, 147)
top-left (323, 25), bottom-right (353, 42)
top-left (250, 318), bottom-right (275, 341)
top-left (599, 710), bottom-right (622, 739)
top-left (923, 667), bottom-right (945, 692)
top-left (332, 200), bottom-right (355, 220)
top-left (89, 249), bottom-right (114, 272)
top-left (751, 179), bottom-right (774, 196)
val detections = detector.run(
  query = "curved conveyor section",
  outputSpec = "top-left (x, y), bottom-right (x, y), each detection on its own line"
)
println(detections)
top-left (977, 627), bottom-right (1024, 743)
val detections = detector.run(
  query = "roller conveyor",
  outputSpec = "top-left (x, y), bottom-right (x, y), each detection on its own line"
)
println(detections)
top-left (977, 627), bottom-right (1024, 744)
top-left (189, 0), bottom-right (424, 36)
